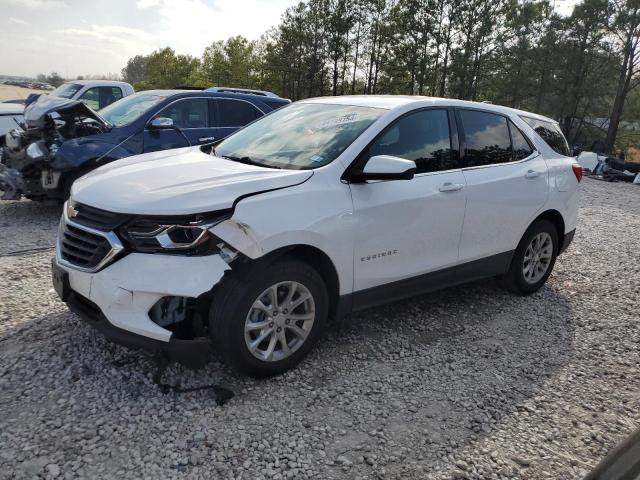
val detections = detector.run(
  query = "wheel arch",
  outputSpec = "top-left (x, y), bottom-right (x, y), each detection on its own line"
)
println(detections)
top-left (530, 209), bottom-right (565, 248)
top-left (239, 244), bottom-right (341, 320)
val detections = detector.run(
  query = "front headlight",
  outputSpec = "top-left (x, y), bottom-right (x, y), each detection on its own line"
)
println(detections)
top-left (121, 211), bottom-right (232, 255)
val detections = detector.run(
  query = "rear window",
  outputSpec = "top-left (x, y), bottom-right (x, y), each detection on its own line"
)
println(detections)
top-left (521, 116), bottom-right (570, 156)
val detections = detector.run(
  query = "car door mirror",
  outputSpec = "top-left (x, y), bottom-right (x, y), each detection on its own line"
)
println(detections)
top-left (357, 155), bottom-right (416, 181)
top-left (149, 117), bottom-right (174, 129)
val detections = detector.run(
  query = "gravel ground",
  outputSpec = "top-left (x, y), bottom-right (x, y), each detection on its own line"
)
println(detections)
top-left (0, 178), bottom-right (638, 480)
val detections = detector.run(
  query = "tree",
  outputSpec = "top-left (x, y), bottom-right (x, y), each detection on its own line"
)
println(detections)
top-left (144, 47), bottom-right (200, 89)
top-left (46, 72), bottom-right (64, 87)
top-left (121, 55), bottom-right (148, 84)
top-left (605, 0), bottom-right (640, 152)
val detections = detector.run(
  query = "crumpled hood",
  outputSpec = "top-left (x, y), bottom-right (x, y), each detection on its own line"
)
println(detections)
top-left (23, 95), bottom-right (109, 130)
top-left (71, 146), bottom-right (314, 215)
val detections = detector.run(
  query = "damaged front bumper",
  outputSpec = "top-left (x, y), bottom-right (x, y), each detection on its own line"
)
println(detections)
top-left (53, 250), bottom-right (230, 368)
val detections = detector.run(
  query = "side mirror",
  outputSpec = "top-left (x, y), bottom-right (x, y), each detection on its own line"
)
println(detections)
top-left (149, 117), bottom-right (174, 129)
top-left (355, 155), bottom-right (416, 181)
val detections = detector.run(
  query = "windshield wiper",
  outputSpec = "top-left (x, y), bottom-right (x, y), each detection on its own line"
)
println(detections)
top-left (220, 155), bottom-right (281, 169)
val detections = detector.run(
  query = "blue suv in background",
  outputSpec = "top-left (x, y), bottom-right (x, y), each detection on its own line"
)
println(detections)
top-left (0, 88), bottom-right (289, 201)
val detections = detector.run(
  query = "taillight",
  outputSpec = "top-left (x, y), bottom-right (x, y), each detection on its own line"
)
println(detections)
top-left (572, 163), bottom-right (583, 182)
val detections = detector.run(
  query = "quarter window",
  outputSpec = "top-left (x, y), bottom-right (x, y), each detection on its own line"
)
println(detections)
top-left (217, 99), bottom-right (261, 128)
top-left (520, 116), bottom-right (570, 156)
top-left (157, 98), bottom-right (208, 129)
top-left (367, 109), bottom-right (455, 174)
top-left (460, 110), bottom-right (512, 167)
top-left (509, 121), bottom-right (534, 160)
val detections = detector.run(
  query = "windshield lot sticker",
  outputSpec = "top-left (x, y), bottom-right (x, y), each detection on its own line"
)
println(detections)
top-left (310, 154), bottom-right (324, 163)
top-left (316, 113), bottom-right (360, 129)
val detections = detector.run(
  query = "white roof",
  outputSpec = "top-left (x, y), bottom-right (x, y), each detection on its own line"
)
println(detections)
top-left (301, 95), bottom-right (557, 124)
top-left (66, 80), bottom-right (131, 87)
top-left (0, 103), bottom-right (24, 115)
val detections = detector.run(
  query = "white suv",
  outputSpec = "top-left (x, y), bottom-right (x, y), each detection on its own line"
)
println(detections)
top-left (52, 96), bottom-right (581, 376)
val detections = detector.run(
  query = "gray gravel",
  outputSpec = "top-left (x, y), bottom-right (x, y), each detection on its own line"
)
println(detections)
top-left (1, 178), bottom-right (639, 479)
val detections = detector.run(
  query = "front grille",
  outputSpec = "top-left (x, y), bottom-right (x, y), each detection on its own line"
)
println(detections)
top-left (71, 202), bottom-right (129, 231)
top-left (60, 223), bottom-right (113, 270)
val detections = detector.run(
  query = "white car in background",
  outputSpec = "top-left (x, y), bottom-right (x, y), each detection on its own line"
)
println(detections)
top-left (0, 103), bottom-right (24, 144)
top-left (52, 96), bottom-right (581, 377)
top-left (34, 80), bottom-right (134, 110)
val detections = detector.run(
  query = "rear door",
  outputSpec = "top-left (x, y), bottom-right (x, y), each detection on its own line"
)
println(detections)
top-left (213, 98), bottom-right (263, 140)
top-left (143, 97), bottom-right (214, 152)
top-left (456, 108), bottom-right (549, 264)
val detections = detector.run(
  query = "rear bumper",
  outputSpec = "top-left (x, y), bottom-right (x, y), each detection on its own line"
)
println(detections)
top-left (559, 229), bottom-right (575, 255)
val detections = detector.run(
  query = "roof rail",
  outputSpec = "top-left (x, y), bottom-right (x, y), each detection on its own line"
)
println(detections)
top-left (205, 87), bottom-right (280, 98)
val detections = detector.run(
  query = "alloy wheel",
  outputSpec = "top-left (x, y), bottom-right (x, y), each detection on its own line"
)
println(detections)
top-left (522, 232), bottom-right (553, 284)
top-left (244, 281), bottom-right (315, 362)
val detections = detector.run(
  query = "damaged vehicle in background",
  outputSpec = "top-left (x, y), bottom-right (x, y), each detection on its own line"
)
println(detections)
top-left (0, 88), bottom-right (289, 201)
top-left (52, 96), bottom-right (581, 377)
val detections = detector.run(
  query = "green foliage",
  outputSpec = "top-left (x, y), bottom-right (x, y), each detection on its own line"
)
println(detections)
top-left (144, 47), bottom-right (200, 89)
top-left (45, 72), bottom-right (64, 87)
top-left (120, 0), bottom-right (640, 151)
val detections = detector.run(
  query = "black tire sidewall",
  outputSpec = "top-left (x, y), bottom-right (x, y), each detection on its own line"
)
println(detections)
top-left (210, 259), bottom-right (328, 377)
top-left (509, 219), bottom-right (559, 294)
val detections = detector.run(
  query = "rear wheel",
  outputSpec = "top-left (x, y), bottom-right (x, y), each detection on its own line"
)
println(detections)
top-left (499, 219), bottom-right (559, 295)
top-left (209, 259), bottom-right (328, 377)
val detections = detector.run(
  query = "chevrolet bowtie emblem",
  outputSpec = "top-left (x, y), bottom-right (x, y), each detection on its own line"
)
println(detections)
top-left (66, 203), bottom-right (79, 218)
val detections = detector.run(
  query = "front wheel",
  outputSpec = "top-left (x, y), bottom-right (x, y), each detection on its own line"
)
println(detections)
top-left (499, 219), bottom-right (559, 295)
top-left (209, 259), bottom-right (328, 377)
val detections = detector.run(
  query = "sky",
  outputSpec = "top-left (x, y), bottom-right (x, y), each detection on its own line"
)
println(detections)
top-left (0, 0), bottom-right (298, 78)
top-left (0, 0), bottom-right (578, 79)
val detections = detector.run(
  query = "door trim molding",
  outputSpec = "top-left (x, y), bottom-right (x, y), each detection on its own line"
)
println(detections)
top-left (337, 250), bottom-right (514, 314)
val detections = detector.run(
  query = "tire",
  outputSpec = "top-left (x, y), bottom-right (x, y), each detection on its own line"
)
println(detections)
top-left (209, 258), bottom-right (328, 377)
top-left (499, 219), bottom-right (559, 295)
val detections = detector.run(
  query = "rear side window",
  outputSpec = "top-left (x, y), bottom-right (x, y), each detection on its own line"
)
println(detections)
top-left (367, 109), bottom-right (455, 174)
top-left (459, 110), bottom-right (512, 166)
top-left (264, 100), bottom-right (288, 110)
top-left (217, 99), bottom-right (261, 127)
top-left (509, 121), bottom-right (534, 160)
top-left (521, 116), bottom-right (570, 156)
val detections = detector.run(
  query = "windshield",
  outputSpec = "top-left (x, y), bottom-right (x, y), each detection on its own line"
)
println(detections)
top-left (215, 103), bottom-right (384, 169)
top-left (50, 83), bottom-right (82, 99)
top-left (98, 93), bottom-right (166, 127)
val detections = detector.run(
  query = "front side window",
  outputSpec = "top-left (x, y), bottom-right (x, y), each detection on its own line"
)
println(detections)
top-left (521, 116), bottom-right (570, 156)
top-left (50, 83), bottom-right (82, 99)
top-left (156, 98), bottom-right (209, 129)
top-left (366, 109), bottom-right (455, 174)
top-left (460, 110), bottom-right (512, 167)
top-left (215, 103), bottom-right (384, 170)
top-left (217, 99), bottom-right (261, 127)
top-left (99, 92), bottom-right (166, 127)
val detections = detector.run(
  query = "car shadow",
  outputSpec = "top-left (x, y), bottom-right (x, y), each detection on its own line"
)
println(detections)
top-left (0, 275), bottom-right (575, 478)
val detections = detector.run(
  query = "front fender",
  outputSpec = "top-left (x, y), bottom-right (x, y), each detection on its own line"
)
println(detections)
top-left (50, 133), bottom-right (142, 171)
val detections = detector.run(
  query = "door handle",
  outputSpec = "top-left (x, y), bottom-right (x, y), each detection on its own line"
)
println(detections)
top-left (438, 182), bottom-right (464, 192)
top-left (525, 170), bottom-right (539, 179)
top-left (198, 136), bottom-right (216, 143)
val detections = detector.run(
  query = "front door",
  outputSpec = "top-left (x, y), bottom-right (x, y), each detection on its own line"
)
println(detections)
top-left (350, 108), bottom-right (467, 298)
top-left (144, 97), bottom-right (214, 152)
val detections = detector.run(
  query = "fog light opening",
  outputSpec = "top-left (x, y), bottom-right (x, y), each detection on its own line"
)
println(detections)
top-left (149, 296), bottom-right (207, 340)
